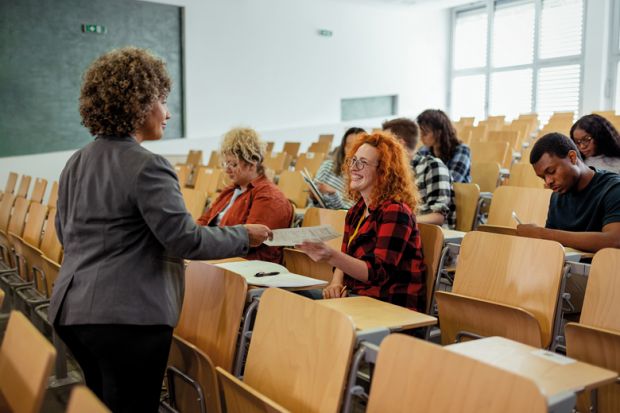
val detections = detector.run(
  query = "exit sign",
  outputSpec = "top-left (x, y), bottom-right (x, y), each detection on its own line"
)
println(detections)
top-left (81, 24), bottom-right (107, 34)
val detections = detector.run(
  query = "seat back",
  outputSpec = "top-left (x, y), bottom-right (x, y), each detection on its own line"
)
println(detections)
top-left (264, 152), bottom-right (291, 175)
top-left (66, 386), bottom-right (110, 413)
top-left (487, 186), bottom-right (552, 228)
top-left (366, 334), bottom-right (547, 413)
top-left (282, 142), bottom-right (301, 160)
top-left (283, 248), bottom-right (334, 282)
top-left (448, 231), bottom-right (565, 347)
top-left (29, 178), bottom-right (47, 204)
top-left (244, 288), bottom-right (356, 413)
top-left (175, 262), bottom-right (247, 371)
top-left (508, 163), bottom-right (545, 189)
top-left (453, 183), bottom-right (480, 231)
top-left (194, 167), bottom-right (224, 196)
top-left (470, 141), bottom-right (511, 169)
top-left (3, 172), bottom-right (18, 196)
top-left (180, 188), bottom-right (208, 221)
top-left (580, 248), bottom-right (620, 331)
top-left (40, 208), bottom-right (63, 263)
top-left (186, 150), bottom-right (203, 168)
top-left (0, 193), bottom-right (17, 232)
top-left (15, 175), bottom-right (31, 199)
top-left (20, 202), bottom-right (48, 248)
top-left (40, 254), bottom-right (61, 298)
top-left (277, 171), bottom-right (307, 208)
top-left (0, 311), bottom-right (56, 413)
top-left (6, 197), bottom-right (31, 237)
top-left (308, 141), bottom-right (330, 154)
top-left (174, 164), bottom-right (191, 188)
top-left (217, 367), bottom-right (289, 413)
top-left (294, 152), bottom-right (326, 177)
top-left (418, 223), bottom-right (444, 314)
top-left (166, 335), bottom-right (221, 413)
top-left (47, 181), bottom-right (59, 209)
top-left (318, 134), bottom-right (334, 146)
top-left (470, 162), bottom-right (501, 193)
top-left (487, 130), bottom-right (519, 151)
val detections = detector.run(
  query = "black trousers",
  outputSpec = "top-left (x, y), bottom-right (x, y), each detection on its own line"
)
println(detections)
top-left (55, 323), bottom-right (173, 413)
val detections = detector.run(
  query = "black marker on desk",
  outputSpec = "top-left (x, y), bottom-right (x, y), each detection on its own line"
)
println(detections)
top-left (254, 271), bottom-right (280, 277)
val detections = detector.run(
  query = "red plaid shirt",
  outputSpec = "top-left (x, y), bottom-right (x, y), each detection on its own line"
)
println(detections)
top-left (342, 198), bottom-right (426, 312)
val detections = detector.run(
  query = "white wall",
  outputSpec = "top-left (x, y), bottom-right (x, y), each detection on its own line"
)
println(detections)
top-left (0, 0), bottom-right (450, 191)
top-left (581, 0), bottom-right (612, 114)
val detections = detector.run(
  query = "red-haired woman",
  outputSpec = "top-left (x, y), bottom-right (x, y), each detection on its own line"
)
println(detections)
top-left (298, 132), bottom-right (426, 312)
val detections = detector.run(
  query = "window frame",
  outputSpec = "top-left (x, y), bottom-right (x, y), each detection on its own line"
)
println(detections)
top-left (608, 0), bottom-right (620, 110)
top-left (448, 0), bottom-right (587, 120)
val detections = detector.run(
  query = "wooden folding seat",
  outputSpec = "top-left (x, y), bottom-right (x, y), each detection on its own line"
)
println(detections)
top-left (186, 150), bottom-right (203, 169)
top-left (14, 175), bottom-right (31, 199)
top-left (46, 181), bottom-right (58, 209)
top-left (264, 152), bottom-right (291, 175)
top-left (318, 134), bottom-right (334, 146)
top-left (282, 142), bottom-right (301, 160)
top-left (418, 223), bottom-right (444, 315)
top-left (216, 288), bottom-right (356, 413)
top-left (0, 196), bottom-right (31, 268)
top-left (453, 183), bottom-right (480, 232)
top-left (0, 311), bottom-right (56, 413)
top-left (435, 231), bottom-right (565, 348)
top-left (174, 164), bottom-right (192, 188)
top-left (471, 162), bottom-right (501, 193)
top-left (193, 167), bottom-right (224, 197)
top-left (265, 141), bottom-right (275, 154)
top-left (180, 188), bottom-right (208, 221)
top-left (277, 170), bottom-right (307, 208)
top-left (66, 386), bottom-right (110, 413)
top-left (0, 172), bottom-right (18, 202)
top-left (164, 335), bottom-right (222, 413)
top-left (206, 150), bottom-right (220, 169)
top-left (507, 162), bottom-right (545, 189)
top-left (487, 130), bottom-right (520, 151)
top-left (366, 334), bottom-right (547, 413)
top-left (486, 115), bottom-right (506, 131)
top-left (29, 178), bottom-right (47, 204)
top-left (307, 141), bottom-right (330, 154)
top-left (470, 141), bottom-right (511, 169)
top-left (294, 152), bottom-right (326, 178)
top-left (486, 186), bottom-right (551, 228)
top-left (566, 248), bottom-right (620, 412)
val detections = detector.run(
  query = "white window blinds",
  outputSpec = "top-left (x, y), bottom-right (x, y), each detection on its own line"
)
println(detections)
top-left (539, 0), bottom-right (584, 59)
top-left (451, 74), bottom-right (487, 121)
top-left (536, 64), bottom-right (581, 124)
top-left (453, 8), bottom-right (488, 70)
top-left (492, 1), bottom-right (535, 68)
top-left (489, 69), bottom-right (533, 119)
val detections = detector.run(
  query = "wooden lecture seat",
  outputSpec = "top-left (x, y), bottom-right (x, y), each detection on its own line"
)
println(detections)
top-left (66, 386), bottom-right (110, 413)
top-left (471, 162), bottom-right (501, 193)
top-left (453, 183), bottom-right (480, 232)
top-left (486, 186), bottom-right (552, 228)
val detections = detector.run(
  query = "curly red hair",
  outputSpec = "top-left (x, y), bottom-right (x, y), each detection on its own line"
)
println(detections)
top-left (344, 132), bottom-right (419, 210)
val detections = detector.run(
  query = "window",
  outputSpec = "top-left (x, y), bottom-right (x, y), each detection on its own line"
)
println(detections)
top-left (450, 0), bottom-right (585, 124)
top-left (612, 0), bottom-right (620, 111)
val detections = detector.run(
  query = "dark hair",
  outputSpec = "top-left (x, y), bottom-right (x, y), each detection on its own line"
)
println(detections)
top-left (381, 118), bottom-right (419, 149)
top-left (570, 114), bottom-right (620, 158)
top-left (530, 133), bottom-right (581, 164)
top-left (80, 47), bottom-right (171, 137)
top-left (416, 109), bottom-right (461, 163)
top-left (333, 127), bottom-right (366, 175)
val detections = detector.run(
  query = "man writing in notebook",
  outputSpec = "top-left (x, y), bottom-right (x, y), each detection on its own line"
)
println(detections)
top-left (516, 132), bottom-right (620, 252)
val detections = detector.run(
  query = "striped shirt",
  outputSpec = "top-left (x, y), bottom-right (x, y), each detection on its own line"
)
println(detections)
top-left (311, 158), bottom-right (355, 210)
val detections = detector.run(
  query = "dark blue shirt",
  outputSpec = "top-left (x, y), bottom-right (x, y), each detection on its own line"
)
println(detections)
top-left (546, 169), bottom-right (620, 232)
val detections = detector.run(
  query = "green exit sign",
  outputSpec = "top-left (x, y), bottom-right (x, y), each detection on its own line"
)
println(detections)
top-left (81, 24), bottom-right (107, 34)
top-left (317, 29), bottom-right (333, 37)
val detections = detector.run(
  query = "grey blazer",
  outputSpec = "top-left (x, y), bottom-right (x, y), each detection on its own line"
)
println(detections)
top-left (49, 136), bottom-right (249, 327)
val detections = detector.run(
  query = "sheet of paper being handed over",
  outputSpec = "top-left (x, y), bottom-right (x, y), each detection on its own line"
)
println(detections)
top-left (263, 225), bottom-right (340, 247)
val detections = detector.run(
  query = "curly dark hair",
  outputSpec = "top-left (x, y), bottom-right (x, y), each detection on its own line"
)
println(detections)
top-left (79, 47), bottom-right (171, 137)
top-left (570, 114), bottom-right (620, 158)
top-left (416, 109), bottom-right (461, 164)
top-left (530, 133), bottom-right (581, 164)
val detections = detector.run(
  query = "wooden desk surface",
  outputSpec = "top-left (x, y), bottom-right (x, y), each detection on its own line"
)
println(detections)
top-left (318, 296), bottom-right (436, 331)
top-left (446, 336), bottom-right (617, 397)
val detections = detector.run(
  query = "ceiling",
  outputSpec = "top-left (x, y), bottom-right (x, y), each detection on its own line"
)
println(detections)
top-left (328, 0), bottom-right (479, 10)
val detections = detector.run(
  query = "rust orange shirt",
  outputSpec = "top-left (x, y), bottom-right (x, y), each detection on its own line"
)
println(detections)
top-left (197, 175), bottom-right (292, 263)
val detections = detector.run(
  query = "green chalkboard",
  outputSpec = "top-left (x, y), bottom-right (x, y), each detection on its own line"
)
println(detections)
top-left (0, 0), bottom-right (184, 157)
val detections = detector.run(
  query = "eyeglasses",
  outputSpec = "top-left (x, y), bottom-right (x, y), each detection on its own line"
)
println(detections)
top-left (220, 160), bottom-right (239, 169)
top-left (345, 157), bottom-right (378, 171)
top-left (574, 135), bottom-right (593, 147)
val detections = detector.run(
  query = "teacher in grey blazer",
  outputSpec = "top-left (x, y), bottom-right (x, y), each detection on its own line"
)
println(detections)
top-left (49, 47), bottom-right (271, 413)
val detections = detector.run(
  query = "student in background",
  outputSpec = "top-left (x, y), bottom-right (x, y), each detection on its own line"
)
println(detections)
top-left (517, 133), bottom-right (620, 312)
top-left (298, 132), bottom-right (426, 312)
top-left (382, 117), bottom-right (456, 228)
top-left (50, 47), bottom-right (271, 413)
top-left (417, 108), bottom-right (471, 183)
top-left (198, 127), bottom-right (292, 263)
top-left (311, 127), bottom-right (365, 210)
top-left (570, 114), bottom-right (620, 174)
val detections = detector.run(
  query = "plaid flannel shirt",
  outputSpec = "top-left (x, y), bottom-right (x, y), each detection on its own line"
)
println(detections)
top-left (419, 143), bottom-right (471, 183)
top-left (411, 152), bottom-right (456, 229)
top-left (342, 198), bottom-right (426, 312)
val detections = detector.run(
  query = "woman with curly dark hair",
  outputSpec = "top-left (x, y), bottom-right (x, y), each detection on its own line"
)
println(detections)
top-left (570, 114), bottom-right (620, 173)
top-left (49, 47), bottom-right (271, 412)
top-left (298, 132), bottom-right (426, 312)
top-left (417, 108), bottom-right (471, 183)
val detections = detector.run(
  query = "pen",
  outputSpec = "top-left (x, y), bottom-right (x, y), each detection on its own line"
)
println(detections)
top-left (512, 211), bottom-right (523, 225)
top-left (340, 286), bottom-right (347, 297)
top-left (254, 271), bottom-right (280, 277)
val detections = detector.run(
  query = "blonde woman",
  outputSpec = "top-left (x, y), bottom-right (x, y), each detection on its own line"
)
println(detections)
top-left (198, 127), bottom-right (292, 263)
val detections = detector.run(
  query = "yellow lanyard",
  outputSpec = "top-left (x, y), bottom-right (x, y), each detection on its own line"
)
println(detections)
top-left (348, 208), bottom-right (367, 248)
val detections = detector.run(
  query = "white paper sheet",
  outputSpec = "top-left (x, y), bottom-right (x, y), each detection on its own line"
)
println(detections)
top-left (264, 225), bottom-right (340, 247)
top-left (214, 260), bottom-right (327, 288)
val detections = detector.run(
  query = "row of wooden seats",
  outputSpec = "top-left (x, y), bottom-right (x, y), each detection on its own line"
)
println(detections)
top-left (0, 310), bottom-right (109, 413)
